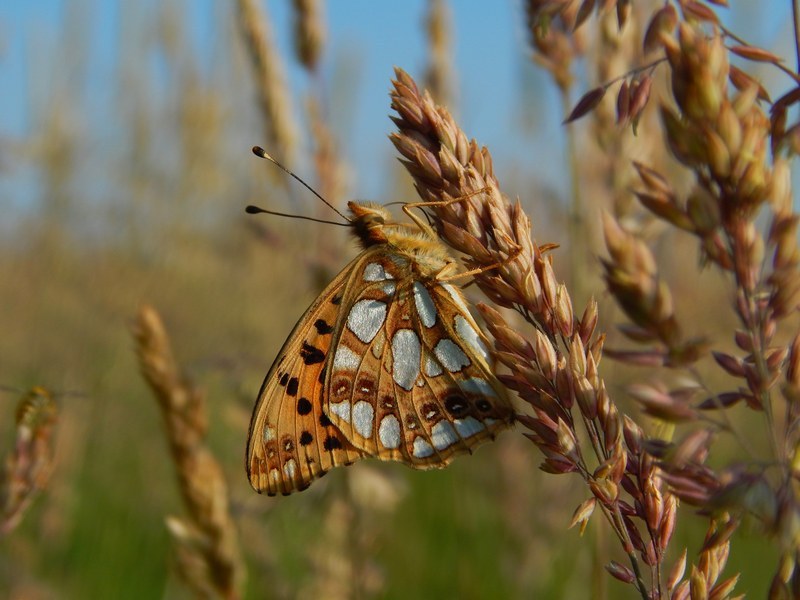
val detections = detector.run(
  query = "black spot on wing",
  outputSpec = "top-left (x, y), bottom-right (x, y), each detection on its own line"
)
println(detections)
top-left (297, 397), bottom-right (312, 415)
top-left (314, 319), bottom-right (334, 334)
top-left (286, 377), bottom-right (299, 396)
top-left (323, 435), bottom-right (343, 450)
top-left (300, 342), bottom-right (325, 365)
top-left (445, 394), bottom-right (469, 417)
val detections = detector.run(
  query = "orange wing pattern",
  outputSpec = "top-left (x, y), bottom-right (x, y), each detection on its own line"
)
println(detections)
top-left (246, 260), bottom-right (365, 495)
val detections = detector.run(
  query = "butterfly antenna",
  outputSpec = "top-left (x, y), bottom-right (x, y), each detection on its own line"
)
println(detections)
top-left (252, 146), bottom-right (349, 222)
top-left (245, 205), bottom-right (349, 226)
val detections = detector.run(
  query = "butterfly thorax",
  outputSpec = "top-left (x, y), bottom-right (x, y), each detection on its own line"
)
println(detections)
top-left (347, 201), bottom-right (457, 280)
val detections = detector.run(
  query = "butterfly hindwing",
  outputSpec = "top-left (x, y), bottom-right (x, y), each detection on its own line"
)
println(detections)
top-left (246, 263), bottom-right (365, 496)
top-left (407, 281), bottom-right (514, 465)
top-left (323, 250), bottom-right (514, 468)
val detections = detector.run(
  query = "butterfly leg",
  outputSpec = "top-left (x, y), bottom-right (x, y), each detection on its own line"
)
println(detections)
top-left (401, 187), bottom-right (492, 233)
top-left (436, 244), bottom-right (524, 283)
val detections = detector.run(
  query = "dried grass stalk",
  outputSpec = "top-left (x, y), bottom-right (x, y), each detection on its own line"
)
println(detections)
top-left (134, 305), bottom-right (244, 599)
top-left (292, 0), bottom-right (325, 71)
top-left (1, 387), bottom-right (58, 535)
top-left (525, 0), bottom-right (583, 92)
top-left (300, 498), bottom-right (354, 600)
top-left (300, 467), bottom-right (404, 598)
top-left (525, 0), bottom-right (591, 305)
top-left (236, 0), bottom-right (298, 164)
top-left (424, 0), bottom-right (454, 106)
top-left (539, 3), bottom-right (800, 595)
top-left (604, 19), bottom-right (799, 597)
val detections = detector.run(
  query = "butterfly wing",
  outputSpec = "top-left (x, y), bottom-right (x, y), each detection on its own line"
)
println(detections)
top-left (323, 250), bottom-right (514, 468)
top-left (246, 261), bottom-right (366, 496)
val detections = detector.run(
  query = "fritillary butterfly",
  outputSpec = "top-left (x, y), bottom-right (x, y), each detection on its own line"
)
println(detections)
top-left (246, 154), bottom-right (514, 496)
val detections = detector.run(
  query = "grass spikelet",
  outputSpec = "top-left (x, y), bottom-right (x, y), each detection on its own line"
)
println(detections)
top-left (133, 305), bottom-right (244, 599)
top-left (547, 4), bottom-right (800, 595)
top-left (390, 67), bottom-right (676, 598)
top-left (1, 387), bottom-right (58, 535)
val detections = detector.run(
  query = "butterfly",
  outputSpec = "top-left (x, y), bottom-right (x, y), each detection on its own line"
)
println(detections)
top-left (245, 156), bottom-right (514, 496)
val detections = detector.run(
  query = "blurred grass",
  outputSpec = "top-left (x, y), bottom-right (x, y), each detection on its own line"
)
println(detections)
top-left (0, 1), bottom-right (784, 598)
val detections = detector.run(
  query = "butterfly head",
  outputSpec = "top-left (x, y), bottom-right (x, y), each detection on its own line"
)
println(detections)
top-left (347, 201), bottom-right (394, 246)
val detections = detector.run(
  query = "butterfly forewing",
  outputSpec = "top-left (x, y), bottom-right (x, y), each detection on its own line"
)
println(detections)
top-left (246, 264), bottom-right (365, 495)
top-left (323, 250), bottom-right (514, 468)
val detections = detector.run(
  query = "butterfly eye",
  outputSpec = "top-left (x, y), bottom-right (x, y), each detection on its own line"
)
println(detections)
top-left (354, 212), bottom-right (387, 244)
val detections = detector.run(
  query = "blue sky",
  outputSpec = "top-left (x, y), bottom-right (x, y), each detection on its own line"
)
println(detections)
top-left (0, 1), bottom-right (795, 208)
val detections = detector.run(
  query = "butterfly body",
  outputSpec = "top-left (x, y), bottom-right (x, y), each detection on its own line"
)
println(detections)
top-left (247, 201), bottom-right (514, 495)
